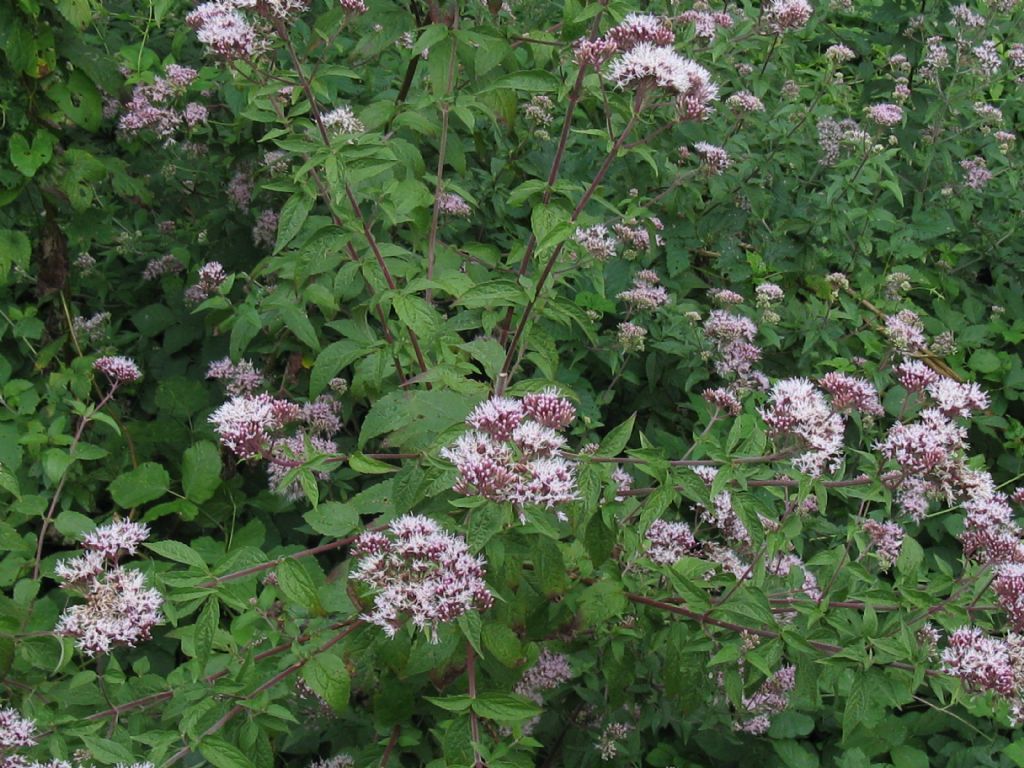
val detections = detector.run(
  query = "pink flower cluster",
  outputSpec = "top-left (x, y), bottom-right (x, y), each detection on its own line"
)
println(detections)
top-left (678, 5), bottom-right (734, 41)
top-left (883, 310), bottom-right (927, 352)
top-left (185, 261), bottom-right (228, 304)
top-left (702, 309), bottom-right (763, 384)
top-left (118, 65), bottom-right (206, 139)
top-left (734, 665), bottom-right (796, 734)
top-left (894, 359), bottom-right (939, 392)
top-left (760, 378), bottom-right (845, 477)
top-left (436, 192), bottom-right (472, 218)
top-left (0, 708), bottom-right (36, 750)
top-left (645, 519), bottom-right (698, 564)
top-left (142, 253), bottom-right (184, 281)
top-left (961, 156), bottom-right (993, 191)
top-left (693, 141), bottom-right (731, 174)
top-left (208, 393), bottom-right (300, 458)
top-left (187, 0), bottom-right (267, 60)
top-left (617, 321), bottom-right (647, 352)
top-left (252, 209), bottom-right (279, 248)
top-left (93, 356), bottom-right (142, 385)
top-left (862, 520), bottom-right (905, 568)
top-left (941, 627), bottom-right (1015, 696)
top-left (54, 521), bottom-right (163, 656)
top-left (995, 565), bottom-right (1024, 632)
top-left (350, 515), bottom-right (493, 641)
top-left (207, 357), bottom-right (264, 396)
top-left (818, 372), bottom-right (883, 416)
top-left (866, 102), bottom-right (904, 127)
top-left (576, 14), bottom-right (717, 119)
top-left (763, 0), bottom-right (813, 33)
top-left (575, 225), bottom-right (618, 261)
top-left (617, 270), bottom-right (670, 311)
top-left (321, 105), bottom-right (364, 135)
top-left (513, 649), bottom-right (573, 732)
top-left (441, 392), bottom-right (578, 518)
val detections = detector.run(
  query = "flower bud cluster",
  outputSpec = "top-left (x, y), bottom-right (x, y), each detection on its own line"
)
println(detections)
top-left (93, 356), bottom-right (142, 386)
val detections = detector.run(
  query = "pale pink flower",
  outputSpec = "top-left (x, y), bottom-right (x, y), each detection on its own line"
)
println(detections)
top-left (436, 192), bottom-right (472, 217)
top-left (142, 253), bottom-right (184, 280)
top-left (818, 372), bottom-right (883, 416)
top-left (252, 209), bottom-right (279, 248)
top-left (186, 261), bottom-right (228, 304)
top-left (763, 0), bottom-right (812, 33)
top-left (209, 394), bottom-right (299, 458)
top-left (513, 457), bottom-right (578, 513)
top-left (0, 708), bottom-right (37, 749)
top-left (694, 142), bottom-right (730, 174)
top-left (575, 225), bottom-right (618, 261)
top-left (267, 434), bottom-right (338, 500)
top-left (56, 565), bottom-right (163, 656)
top-left (322, 105), bottom-right (364, 135)
top-left (862, 520), bottom-right (904, 568)
top-left (866, 102), bottom-right (904, 127)
top-left (82, 520), bottom-right (151, 559)
top-left (612, 466), bottom-right (633, 500)
top-left (187, 2), bottom-right (261, 60)
top-left (760, 378), bottom-right (845, 477)
top-left (703, 387), bottom-right (742, 415)
top-left (350, 515), bottom-right (493, 641)
top-left (961, 156), bottom-right (993, 190)
top-left (735, 665), bottom-right (796, 733)
top-left (679, 8), bottom-right (734, 41)
top-left (617, 271), bottom-right (670, 311)
top-left (995, 564), bottom-right (1024, 631)
top-left (606, 13), bottom-right (674, 49)
top-left (617, 321), bottom-right (647, 352)
top-left (608, 43), bottom-right (715, 99)
top-left (726, 90), bottom-right (764, 112)
top-left (942, 627), bottom-right (1014, 695)
top-left (512, 421), bottom-right (565, 458)
top-left (573, 37), bottom-right (618, 67)
top-left (825, 44), bottom-right (855, 62)
top-left (441, 431), bottom-right (519, 501)
top-left (207, 357), bottom-right (264, 396)
top-left (883, 310), bottom-right (927, 352)
top-left (227, 169), bottom-right (253, 208)
top-left (926, 378), bottom-right (989, 418)
top-left (645, 519), bottom-right (698, 564)
top-left (467, 397), bottom-right (525, 440)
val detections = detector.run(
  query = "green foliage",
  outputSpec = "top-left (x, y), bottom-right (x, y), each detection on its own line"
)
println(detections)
top-left (2, 0), bottom-right (1024, 766)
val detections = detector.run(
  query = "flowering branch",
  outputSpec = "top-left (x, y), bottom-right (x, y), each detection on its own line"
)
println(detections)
top-left (274, 20), bottom-right (430, 380)
top-left (498, 106), bottom-right (644, 388)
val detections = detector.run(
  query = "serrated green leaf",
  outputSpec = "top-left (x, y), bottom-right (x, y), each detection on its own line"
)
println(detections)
top-left (109, 462), bottom-right (170, 508)
top-left (145, 539), bottom-right (207, 570)
top-left (348, 452), bottom-right (399, 475)
top-left (183, 442), bottom-right (222, 503)
top-left (276, 558), bottom-right (323, 615)
top-left (472, 693), bottom-right (542, 721)
top-left (599, 413), bottom-right (635, 456)
top-left (303, 652), bottom-right (351, 714)
top-left (200, 736), bottom-right (257, 768)
top-left (193, 598), bottom-right (218, 675)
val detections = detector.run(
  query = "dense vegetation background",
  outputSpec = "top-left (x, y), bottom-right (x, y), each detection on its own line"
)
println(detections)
top-left (2, 0), bottom-right (1024, 765)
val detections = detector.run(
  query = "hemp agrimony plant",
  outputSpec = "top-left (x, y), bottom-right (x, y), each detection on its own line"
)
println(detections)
top-left (2, 0), bottom-right (1024, 766)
